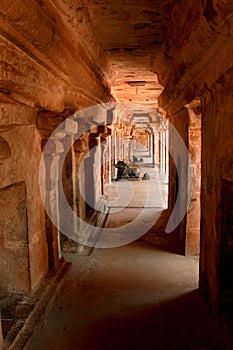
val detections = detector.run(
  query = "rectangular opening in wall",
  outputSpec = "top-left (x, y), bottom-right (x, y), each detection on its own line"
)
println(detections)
top-left (220, 179), bottom-right (233, 324)
top-left (0, 181), bottom-right (30, 293)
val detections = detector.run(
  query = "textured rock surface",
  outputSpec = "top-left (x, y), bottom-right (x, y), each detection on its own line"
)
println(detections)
top-left (85, 0), bottom-right (170, 109)
top-left (0, 181), bottom-right (30, 292)
top-left (0, 103), bottom-right (48, 292)
top-left (159, 0), bottom-right (233, 110)
top-left (0, 0), bottom-right (233, 344)
top-left (0, 0), bottom-right (113, 297)
top-left (199, 68), bottom-right (233, 317)
top-left (185, 101), bottom-right (202, 256)
top-left (0, 0), bottom-right (112, 110)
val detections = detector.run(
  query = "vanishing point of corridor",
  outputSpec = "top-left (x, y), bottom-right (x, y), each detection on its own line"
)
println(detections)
top-left (1, 1), bottom-right (233, 349)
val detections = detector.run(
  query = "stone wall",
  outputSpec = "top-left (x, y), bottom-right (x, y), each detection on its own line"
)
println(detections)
top-left (0, 103), bottom-right (48, 292)
top-left (186, 102), bottom-right (202, 255)
top-left (158, 0), bottom-right (233, 330)
top-left (0, 2), bottom-right (233, 338)
top-left (159, 0), bottom-right (233, 104)
top-left (0, 0), bottom-right (112, 294)
top-left (167, 108), bottom-right (189, 254)
top-left (0, 0), bottom-right (112, 111)
top-left (200, 69), bottom-right (233, 319)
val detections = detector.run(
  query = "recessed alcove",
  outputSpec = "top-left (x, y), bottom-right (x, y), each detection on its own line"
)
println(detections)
top-left (0, 181), bottom-right (30, 293)
top-left (0, 136), bottom-right (11, 161)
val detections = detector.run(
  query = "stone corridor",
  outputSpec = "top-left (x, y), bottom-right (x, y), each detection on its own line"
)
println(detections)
top-left (27, 212), bottom-right (223, 350)
top-left (1, 0), bottom-right (233, 349)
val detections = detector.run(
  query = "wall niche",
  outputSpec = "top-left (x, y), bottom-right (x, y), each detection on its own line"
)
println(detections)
top-left (0, 181), bottom-right (30, 293)
top-left (0, 135), bottom-right (11, 161)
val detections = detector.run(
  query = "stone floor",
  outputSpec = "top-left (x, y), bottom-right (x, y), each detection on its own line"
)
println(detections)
top-left (100, 163), bottom-right (168, 248)
top-left (26, 164), bottom-right (228, 350)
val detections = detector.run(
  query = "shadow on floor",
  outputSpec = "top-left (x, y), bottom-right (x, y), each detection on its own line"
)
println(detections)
top-left (137, 209), bottom-right (182, 255)
top-left (35, 289), bottom-right (228, 350)
top-left (75, 290), bottom-right (227, 350)
top-left (27, 210), bottom-right (228, 350)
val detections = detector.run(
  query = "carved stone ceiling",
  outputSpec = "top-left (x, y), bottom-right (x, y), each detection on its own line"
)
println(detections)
top-left (84, 0), bottom-right (171, 112)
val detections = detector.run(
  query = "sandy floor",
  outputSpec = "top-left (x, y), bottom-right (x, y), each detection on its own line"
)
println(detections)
top-left (27, 164), bottom-right (227, 350)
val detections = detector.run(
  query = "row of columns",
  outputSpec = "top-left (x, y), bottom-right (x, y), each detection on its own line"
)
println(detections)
top-left (0, 105), bottom-right (170, 296)
top-left (159, 123), bottom-right (169, 181)
top-left (110, 121), bottom-right (169, 179)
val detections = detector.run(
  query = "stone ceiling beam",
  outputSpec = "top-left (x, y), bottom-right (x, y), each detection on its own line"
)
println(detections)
top-left (159, 0), bottom-right (233, 112)
top-left (0, 0), bottom-right (112, 111)
top-left (84, 0), bottom-right (170, 111)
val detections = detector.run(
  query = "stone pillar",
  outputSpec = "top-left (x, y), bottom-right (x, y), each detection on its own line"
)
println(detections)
top-left (151, 133), bottom-right (155, 166)
top-left (42, 139), bottom-right (64, 271)
top-left (107, 136), bottom-right (112, 183)
top-left (118, 132), bottom-right (123, 160)
top-left (128, 137), bottom-right (134, 162)
top-left (165, 127), bottom-right (169, 183)
top-left (162, 129), bottom-right (166, 175)
top-left (40, 114), bottom-right (79, 268)
top-left (166, 107), bottom-right (189, 254)
top-left (85, 135), bottom-right (100, 211)
top-left (101, 136), bottom-right (112, 186)
top-left (185, 99), bottom-right (202, 255)
top-left (159, 128), bottom-right (166, 175)
top-left (115, 129), bottom-right (119, 162)
top-left (159, 121), bottom-right (169, 176)
top-left (73, 136), bottom-right (88, 229)
top-left (121, 136), bottom-right (130, 162)
top-left (159, 130), bottom-right (162, 173)
top-left (150, 128), bottom-right (160, 166)
top-left (148, 133), bottom-right (151, 157)
top-left (101, 139), bottom-right (106, 194)
top-left (111, 130), bottom-right (117, 179)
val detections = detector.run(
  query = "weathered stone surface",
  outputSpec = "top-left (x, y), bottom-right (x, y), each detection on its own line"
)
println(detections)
top-left (0, 0), bottom-right (112, 111)
top-left (167, 108), bottom-right (189, 253)
top-left (74, 138), bottom-right (88, 153)
top-left (199, 68), bottom-right (233, 315)
top-left (0, 1), bottom-right (233, 343)
top-left (0, 135), bottom-right (11, 160)
top-left (185, 103), bottom-right (202, 256)
top-left (0, 182), bottom-right (28, 244)
top-left (159, 0), bottom-right (233, 110)
top-left (37, 110), bottom-right (67, 139)
top-left (0, 181), bottom-right (30, 292)
top-left (85, 0), bottom-right (169, 109)
top-left (36, 0), bottom-right (112, 86)
top-left (0, 103), bottom-right (36, 127)
top-left (0, 35), bottom-right (66, 110)
top-left (0, 125), bottom-right (49, 291)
